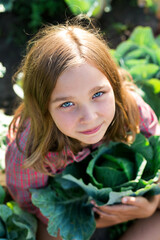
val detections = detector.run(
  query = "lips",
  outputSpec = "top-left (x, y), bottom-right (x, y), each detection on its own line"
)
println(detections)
top-left (79, 124), bottom-right (102, 135)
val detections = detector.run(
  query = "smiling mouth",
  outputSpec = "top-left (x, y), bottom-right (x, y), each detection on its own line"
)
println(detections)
top-left (79, 124), bottom-right (103, 135)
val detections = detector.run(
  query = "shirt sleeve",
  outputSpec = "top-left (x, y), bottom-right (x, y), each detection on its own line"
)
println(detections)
top-left (133, 92), bottom-right (160, 137)
top-left (5, 119), bottom-right (74, 225)
top-left (5, 135), bottom-right (49, 225)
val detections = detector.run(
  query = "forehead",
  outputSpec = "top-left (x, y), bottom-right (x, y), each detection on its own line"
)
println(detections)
top-left (50, 63), bottom-right (111, 98)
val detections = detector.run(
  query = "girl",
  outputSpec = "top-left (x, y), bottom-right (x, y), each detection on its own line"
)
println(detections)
top-left (5, 16), bottom-right (160, 240)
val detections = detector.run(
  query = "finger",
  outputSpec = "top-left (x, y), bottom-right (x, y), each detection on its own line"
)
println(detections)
top-left (93, 207), bottom-right (115, 217)
top-left (91, 199), bottom-right (136, 211)
top-left (93, 205), bottom-right (135, 220)
top-left (93, 207), bottom-right (122, 228)
top-left (121, 195), bottom-right (160, 215)
top-left (95, 203), bottom-right (136, 214)
top-left (121, 196), bottom-right (151, 206)
top-left (122, 196), bottom-right (137, 205)
top-left (93, 207), bottom-right (117, 223)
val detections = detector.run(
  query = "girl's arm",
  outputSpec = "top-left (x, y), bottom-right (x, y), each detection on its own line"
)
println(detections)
top-left (36, 219), bottom-right (62, 240)
top-left (92, 194), bottom-right (160, 228)
top-left (119, 210), bottom-right (160, 240)
top-left (5, 140), bottom-right (49, 225)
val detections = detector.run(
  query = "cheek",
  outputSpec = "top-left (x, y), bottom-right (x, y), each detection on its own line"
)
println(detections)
top-left (100, 96), bottom-right (116, 120)
top-left (50, 111), bottom-right (76, 133)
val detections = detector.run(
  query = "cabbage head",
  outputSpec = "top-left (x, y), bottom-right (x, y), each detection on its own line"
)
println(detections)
top-left (31, 133), bottom-right (160, 240)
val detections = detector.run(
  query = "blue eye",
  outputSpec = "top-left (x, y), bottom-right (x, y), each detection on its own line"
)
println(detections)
top-left (61, 102), bottom-right (74, 108)
top-left (93, 92), bottom-right (103, 99)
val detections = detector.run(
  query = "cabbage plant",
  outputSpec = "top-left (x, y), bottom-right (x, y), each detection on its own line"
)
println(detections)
top-left (0, 185), bottom-right (37, 240)
top-left (112, 26), bottom-right (160, 119)
top-left (31, 133), bottom-right (160, 240)
top-left (64, 0), bottom-right (112, 18)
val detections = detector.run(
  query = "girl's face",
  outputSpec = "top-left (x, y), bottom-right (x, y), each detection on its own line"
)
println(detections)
top-left (48, 63), bottom-right (115, 146)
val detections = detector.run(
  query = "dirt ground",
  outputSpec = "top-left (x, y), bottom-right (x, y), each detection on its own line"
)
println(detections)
top-left (0, 2), bottom-right (159, 117)
top-left (0, 171), bottom-right (6, 186)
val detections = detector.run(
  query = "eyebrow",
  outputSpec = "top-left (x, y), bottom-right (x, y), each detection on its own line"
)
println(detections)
top-left (51, 85), bottom-right (107, 104)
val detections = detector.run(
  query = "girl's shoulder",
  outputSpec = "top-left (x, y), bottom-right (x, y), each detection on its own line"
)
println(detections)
top-left (5, 119), bottom-right (31, 167)
top-left (7, 118), bottom-right (31, 152)
top-left (131, 91), bottom-right (160, 137)
top-left (5, 118), bottom-right (77, 170)
top-left (5, 119), bottom-right (64, 173)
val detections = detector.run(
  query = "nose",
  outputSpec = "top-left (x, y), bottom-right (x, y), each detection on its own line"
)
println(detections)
top-left (79, 104), bottom-right (97, 124)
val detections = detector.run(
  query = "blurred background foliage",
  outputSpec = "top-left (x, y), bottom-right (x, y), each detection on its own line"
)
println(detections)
top-left (0, 0), bottom-right (68, 43)
top-left (0, 0), bottom-right (159, 43)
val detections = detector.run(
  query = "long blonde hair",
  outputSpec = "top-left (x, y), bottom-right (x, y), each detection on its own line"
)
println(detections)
top-left (9, 17), bottom-right (140, 174)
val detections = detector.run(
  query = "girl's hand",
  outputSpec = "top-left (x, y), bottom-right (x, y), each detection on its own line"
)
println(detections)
top-left (92, 195), bottom-right (160, 228)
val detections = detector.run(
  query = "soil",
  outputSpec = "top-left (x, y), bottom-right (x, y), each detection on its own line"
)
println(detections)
top-left (0, 170), bottom-right (5, 186)
top-left (0, 3), bottom-right (160, 116)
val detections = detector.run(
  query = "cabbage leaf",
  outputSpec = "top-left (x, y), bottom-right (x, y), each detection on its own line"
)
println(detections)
top-left (31, 133), bottom-right (160, 240)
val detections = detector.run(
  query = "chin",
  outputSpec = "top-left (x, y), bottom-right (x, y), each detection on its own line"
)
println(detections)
top-left (81, 136), bottom-right (104, 145)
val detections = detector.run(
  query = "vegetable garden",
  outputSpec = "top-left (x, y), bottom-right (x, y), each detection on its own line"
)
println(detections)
top-left (1, 0), bottom-right (160, 239)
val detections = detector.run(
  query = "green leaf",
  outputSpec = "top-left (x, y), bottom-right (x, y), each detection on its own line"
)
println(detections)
top-left (129, 64), bottom-right (159, 81)
top-left (0, 219), bottom-right (6, 238)
top-left (62, 174), bottom-right (112, 205)
top-left (154, 48), bottom-right (160, 65)
top-left (96, 154), bottom-right (134, 182)
top-left (7, 214), bottom-right (36, 240)
top-left (31, 186), bottom-right (95, 240)
top-left (149, 136), bottom-right (160, 174)
top-left (0, 202), bottom-right (37, 240)
top-left (7, 201), bottom-right (37, 239)
top-left (124, 48), bottom-right (147, 60)
top-left (129, 26), bottom-right (158, 49)
top-left (94, 164), bottom-right (128, 187)
top-left (114, 40), bottom-right (138, 62)
top-left (87, 146), bottom-right (110, 188)
top-left (125, 59), bottom-right (147, 68)
top-left (64, 0), bottom-right (104, 17)
top-left (0, 205), bottom-right (12, 223)
top-left (0, 186), bottom-right (5, 204)
top-left (140, 84), bottom-right (160, 119)
top-left (156, 34), bottom-right (160, 47)
top-left (53, 154), bottom-right (92, 189)
top-left (124, 46), bottom-right (160, 65)
top-left (141, 46), bottom-right (159, 64)
top-left (107, 182), bottom-right (160, 205)
top-left (130, 134), bottom-right (154, 179)
top-left (142, 78), bottom-right (160, 94)
top-left (107, 190), bottom-right (134, 205)
top-left (131, 134), bottom-right (153, 161)
top-left (134, 182), bottom-right (160, 196)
